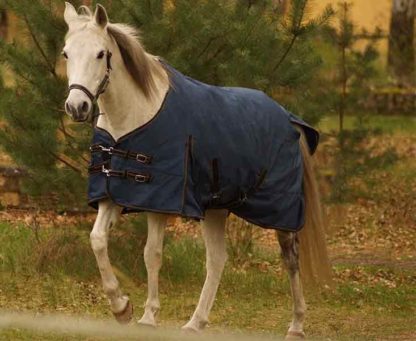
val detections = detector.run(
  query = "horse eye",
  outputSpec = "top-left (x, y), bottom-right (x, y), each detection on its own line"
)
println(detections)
top-left (62, 51), bottom-right (68, 59)
top-left (97, 51), bottom-right (105, 59)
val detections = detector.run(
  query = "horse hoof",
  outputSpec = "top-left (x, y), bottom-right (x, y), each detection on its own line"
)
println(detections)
top-left (181, 326), bottom-right (199, 333)
top-left (137, 319), bottom-right (157, 328)
top-left (113, 300), bottom-right (133, 324)
top-left (181, 322), bottom-right (202, 333)
top-left (285, 330), bottom-right (305, 340)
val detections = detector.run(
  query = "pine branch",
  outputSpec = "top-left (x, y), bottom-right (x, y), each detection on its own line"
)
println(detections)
top-left (263, 0), bottom-right (310, 92)
top-left (22, 14), bottom-right (57, 78)
top-left (197, 35), bottom-right (223, 59)
top-left (204, 43), bottom-right (228, 65)
top-left (274, 36), bottom-right (297, 73)
top-left (49, 151), bottom-right (83, 174)
top-left (14, 71), bottom-right (37, 87)
top-left (79, 154), bottom-right (90, 164)
top-left (58, 115), bottom-right (75, 139)
top-left (146, 0), bottom-right (153, 18)
top-left (272, 0), bottom-right (307, 73)
top-left (241, 15), bottom-right (263, 49)
top-left (7, 110), bottom-right (83, 174)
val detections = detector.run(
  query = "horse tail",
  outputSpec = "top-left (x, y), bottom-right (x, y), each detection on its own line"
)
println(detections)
top-left (297, 127), bottom-right (332, 286)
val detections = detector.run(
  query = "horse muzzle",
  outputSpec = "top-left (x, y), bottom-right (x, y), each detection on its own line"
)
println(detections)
top-left (65, 97), bottom-right (92, 122)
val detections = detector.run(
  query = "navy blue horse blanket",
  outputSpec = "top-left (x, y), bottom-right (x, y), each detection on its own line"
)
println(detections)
top-left (88, 64), bottom-right (319, 231)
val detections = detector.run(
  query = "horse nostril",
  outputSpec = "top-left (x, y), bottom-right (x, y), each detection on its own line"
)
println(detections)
top-left (81, 101), bottom-right (89, 113)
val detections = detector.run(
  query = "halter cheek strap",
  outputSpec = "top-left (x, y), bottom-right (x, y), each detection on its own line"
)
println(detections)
top-left (68, 50), bottom-right (113, 123)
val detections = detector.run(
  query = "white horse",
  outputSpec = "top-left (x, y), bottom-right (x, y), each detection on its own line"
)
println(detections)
top-left (63, 3), bottom-right (331, 339)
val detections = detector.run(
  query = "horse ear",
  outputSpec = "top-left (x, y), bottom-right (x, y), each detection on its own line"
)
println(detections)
top-left (94, 4), bottom-right (108, 28)
top-left (64, 2), bottom-right (78, 26)
top-left (78, 5), bottom-right (92, 17)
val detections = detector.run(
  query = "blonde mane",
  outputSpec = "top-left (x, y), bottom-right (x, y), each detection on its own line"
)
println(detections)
top-left (106, 23), bottom-right (166, 99)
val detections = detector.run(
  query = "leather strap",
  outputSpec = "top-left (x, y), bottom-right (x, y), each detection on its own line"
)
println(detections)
top-left (90, 144), bottom-right (152, 165)
top-left (68, 50), bottom-right (113, 105)
top-left (68, 84), bottom-right (95, 102)
top-left (88, 161), bottom-right (108, 174)
top-left (209, 163), bottom-right (267, 208)
top-left (88, 163), bottom-right (152, 183)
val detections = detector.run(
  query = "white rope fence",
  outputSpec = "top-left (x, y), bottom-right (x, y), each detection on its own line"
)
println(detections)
top-left (0, 310), bottom-right (282, 340)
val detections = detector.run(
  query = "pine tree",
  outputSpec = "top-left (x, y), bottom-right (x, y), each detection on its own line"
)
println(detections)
top-left (0, 0), bottom-right (331, 207)
top-left (322, 2), bottom-right (385, 203)
top-left (324, 1), bottom-right (382, 135)
top-left (0, 0), bottom-right (89, 208)
top-left (388, 0), bottom-right (415, 86)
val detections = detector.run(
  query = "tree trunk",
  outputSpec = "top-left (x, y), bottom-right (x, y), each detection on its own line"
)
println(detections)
top-left (273, 0), bottom-right (289, 14)
top-left (388, 0), bottom-right (416, 86)
top-left (0, 9), bottom-right (7, 40)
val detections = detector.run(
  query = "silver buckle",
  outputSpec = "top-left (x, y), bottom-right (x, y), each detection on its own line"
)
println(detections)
top-left (100, 146), bottom-right (113, 154)
top-left (136, 154), bottom-right (149, 163)
top-left (101, 165), bottom-right (111, 177)
top-left (134, 174), bottom-right (148, 183)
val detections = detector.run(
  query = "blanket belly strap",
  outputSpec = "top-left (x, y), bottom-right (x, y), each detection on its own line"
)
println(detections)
top-left (88, 161), bottom-right (109, 174)
top-left (88, 163), bottom-right (152, 183)
top-left (90, 144), bottom-right (152, 164)
top-left (208, 161), bottom-right (268, 209)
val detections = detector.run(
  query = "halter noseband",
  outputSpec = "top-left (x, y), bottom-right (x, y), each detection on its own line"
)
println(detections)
top-left (68, 50), bottom-right (113, 123)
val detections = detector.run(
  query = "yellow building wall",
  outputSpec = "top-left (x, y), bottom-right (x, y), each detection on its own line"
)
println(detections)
top-left (313, 0), bottom-right (392, 55)
top-left (314, 0), bottom-right (391, 31)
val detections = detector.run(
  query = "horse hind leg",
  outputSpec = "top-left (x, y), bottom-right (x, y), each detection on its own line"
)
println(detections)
top-left (138, 212), bottom-right (167, 327)
top-left (90, 200), bottom-right (133, 324)
top-left (182, 209), bottom-right (228, 332)
top-left (277, 231), bottom-right (306, 340)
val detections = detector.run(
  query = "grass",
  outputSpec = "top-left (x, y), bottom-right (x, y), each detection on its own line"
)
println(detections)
top-left (318, 114), bottom-right (416, 135)
top-left (0, 331), bottom-right (83, 341)
top-left (0, 220), bottom-right (415, 340)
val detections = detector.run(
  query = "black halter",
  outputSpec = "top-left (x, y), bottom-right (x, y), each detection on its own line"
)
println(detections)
top-left (68, 50), bottom-right (113, 124)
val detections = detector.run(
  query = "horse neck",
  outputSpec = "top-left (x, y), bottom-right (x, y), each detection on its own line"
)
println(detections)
top-left (96, 52), bottom-right (169, 141)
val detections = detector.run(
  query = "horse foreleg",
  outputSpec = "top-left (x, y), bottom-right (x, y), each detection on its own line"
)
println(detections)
top-left (138, 212), bottom-right (167, 327)
top-left (277, 231), bottom-right (306, 340)
top-left (182, 209), bottom-right (228, 332)
top-left (90, 200), bottom-right (133, 324)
